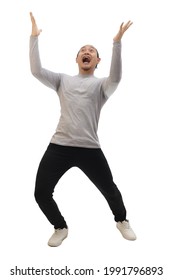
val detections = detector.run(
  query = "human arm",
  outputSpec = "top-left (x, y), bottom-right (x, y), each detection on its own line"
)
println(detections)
top-left (102, 21), bottom-right (133, 98)
top-left (29, 12), bottom-right (61, 91)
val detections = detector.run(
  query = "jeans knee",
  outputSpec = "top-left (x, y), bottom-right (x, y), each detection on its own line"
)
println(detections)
top-left (34, 188), bottom-right (41, 203)
top-left (34, 188), bottom-right (50, 204)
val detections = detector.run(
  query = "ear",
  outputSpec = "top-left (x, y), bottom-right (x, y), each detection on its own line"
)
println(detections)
top-left (97, 58), bottom-right (101, 64)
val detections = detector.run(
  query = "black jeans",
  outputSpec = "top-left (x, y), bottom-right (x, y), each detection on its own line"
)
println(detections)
top-left (35, 143), bottom-right (126, 229)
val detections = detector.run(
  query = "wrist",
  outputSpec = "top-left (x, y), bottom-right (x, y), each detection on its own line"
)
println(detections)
top-left (113, 35), bottom-right (122, 42)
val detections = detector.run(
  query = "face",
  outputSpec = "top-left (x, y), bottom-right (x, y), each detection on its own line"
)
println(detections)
top-left (76, 45), bottom-right (101, 74)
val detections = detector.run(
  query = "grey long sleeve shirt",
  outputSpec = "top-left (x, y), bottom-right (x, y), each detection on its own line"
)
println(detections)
top-left (30, 36), bottom-right (122, 148)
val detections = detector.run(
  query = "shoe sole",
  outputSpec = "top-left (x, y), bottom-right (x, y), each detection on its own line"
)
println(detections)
top-left (48, 234), bottom-right (68, 247)
top-left (116, 225), bottom-right (136, 241)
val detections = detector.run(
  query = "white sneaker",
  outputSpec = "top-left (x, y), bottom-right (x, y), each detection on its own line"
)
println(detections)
top-left (48, 228), bottom-right (68, 247)
top-left (116, 220), bottom-right (136, 241)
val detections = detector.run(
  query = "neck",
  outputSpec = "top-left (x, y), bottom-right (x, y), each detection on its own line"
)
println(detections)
top-left (78, 72), bottom-right (94, 77)
top-left (79, 68), bottom-right (95, 76)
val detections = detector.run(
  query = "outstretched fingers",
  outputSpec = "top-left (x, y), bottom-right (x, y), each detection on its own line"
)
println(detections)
top-left (113, 20), bottom-right (133, 41)
top-left (121, 20), bottom-right (133, 33)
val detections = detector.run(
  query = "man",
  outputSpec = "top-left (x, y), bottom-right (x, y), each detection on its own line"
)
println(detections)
top-left (29, 12), bottom-right (136, 247)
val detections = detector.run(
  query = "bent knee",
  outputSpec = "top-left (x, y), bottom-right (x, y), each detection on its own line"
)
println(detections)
top-left (34, 188), bottom-right (52, 204)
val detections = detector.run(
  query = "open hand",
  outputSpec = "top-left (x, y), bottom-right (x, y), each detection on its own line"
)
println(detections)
top-left (30, 12), bottom-right (42, 36)
top-left (113, 21), bottom-right (133, 42)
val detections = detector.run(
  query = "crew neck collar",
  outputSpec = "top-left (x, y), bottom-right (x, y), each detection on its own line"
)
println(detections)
top-left (77, 73), bottom-right (94, 78)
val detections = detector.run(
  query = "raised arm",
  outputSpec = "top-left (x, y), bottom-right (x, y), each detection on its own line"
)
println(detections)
top-left (102, 21), bottom-right (133, 98)
top-left (29, 12), bottom-right (61, 91)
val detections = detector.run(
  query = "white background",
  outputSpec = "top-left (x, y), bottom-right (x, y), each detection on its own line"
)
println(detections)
top-left (1, 0), bottom-right (173, 279)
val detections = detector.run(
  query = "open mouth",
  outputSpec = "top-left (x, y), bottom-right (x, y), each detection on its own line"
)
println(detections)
top-left (82, 56), bottom-right (91, 64)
